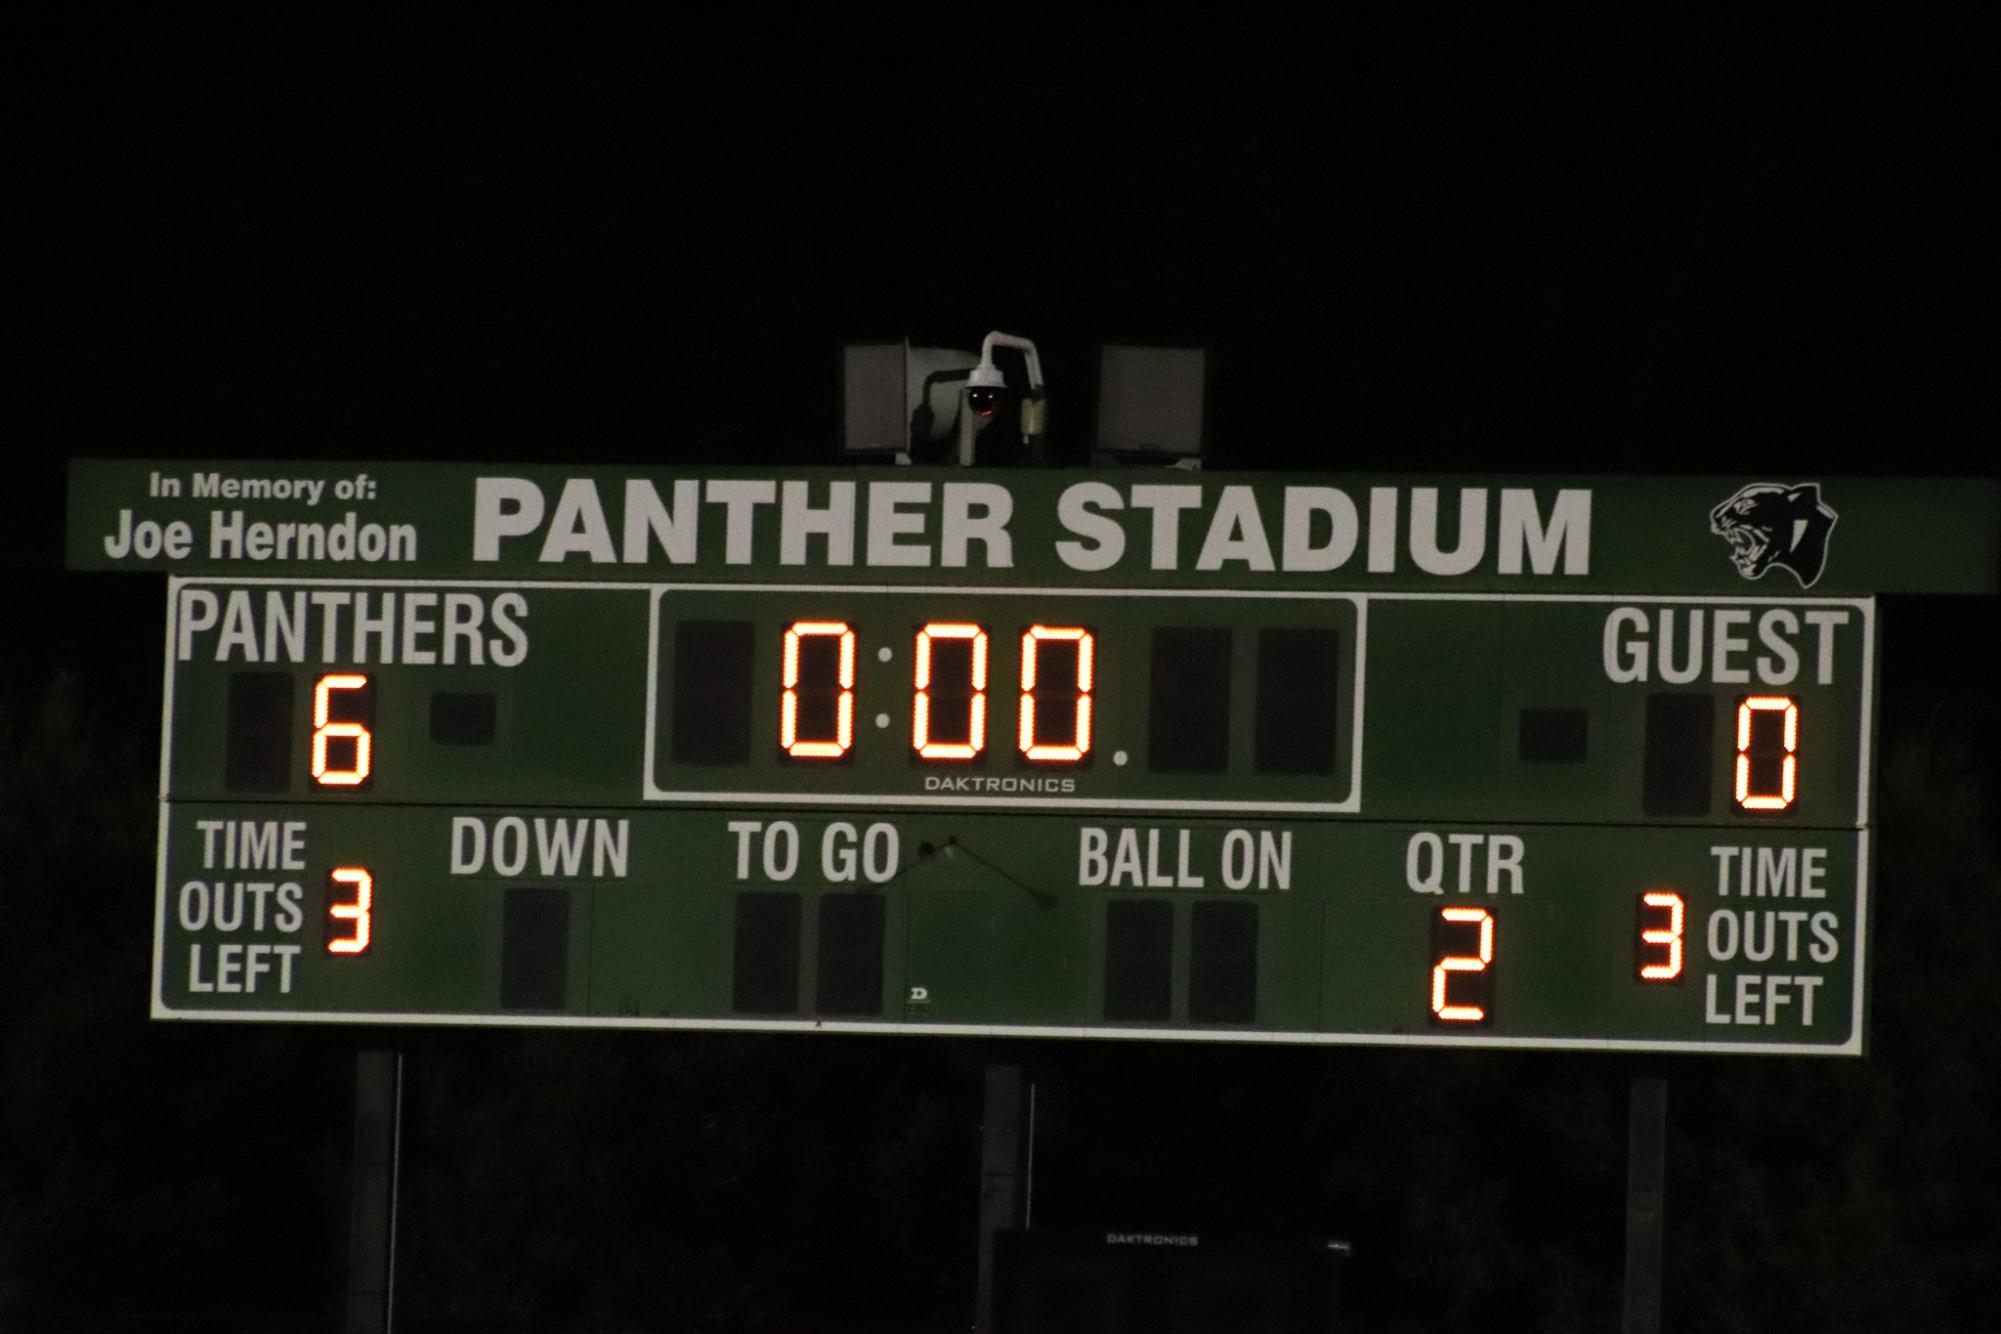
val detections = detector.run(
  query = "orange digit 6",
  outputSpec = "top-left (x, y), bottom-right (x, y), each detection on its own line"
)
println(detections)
top-left (312, 674), bottom-right (373, 787)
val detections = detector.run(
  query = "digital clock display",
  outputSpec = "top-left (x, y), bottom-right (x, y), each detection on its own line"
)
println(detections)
top-left (645, 587), bottom-right (1359, 813)
top-left (67, 461), bottom-right (1994, 1055)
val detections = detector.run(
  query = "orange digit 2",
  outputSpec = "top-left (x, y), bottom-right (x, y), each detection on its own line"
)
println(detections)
top-left (1430, 906), bottom-right (1495, 1023)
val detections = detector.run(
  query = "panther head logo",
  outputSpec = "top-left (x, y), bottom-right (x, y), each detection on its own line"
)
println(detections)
top-left (1709, 482), bottom-right (1838, 588)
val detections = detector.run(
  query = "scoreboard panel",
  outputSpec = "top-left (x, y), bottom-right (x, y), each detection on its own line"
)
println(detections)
top-left (153, 574), bottom-right (1872, 1052)
top-left (66, 462), bottom-right (1999, 1052)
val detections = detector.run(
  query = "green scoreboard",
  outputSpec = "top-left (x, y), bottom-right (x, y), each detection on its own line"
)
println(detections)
top-left (66, 462), bottom-right (2000, 1052)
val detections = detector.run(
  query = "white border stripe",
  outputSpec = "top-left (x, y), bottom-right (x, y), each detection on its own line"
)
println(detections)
top-left (1850, 827), bottom-right (1870, 1050)
top-left (144, 1003), bottom-right (1864, 1056)
top-left (152, 579), bottom-right (182, 1017)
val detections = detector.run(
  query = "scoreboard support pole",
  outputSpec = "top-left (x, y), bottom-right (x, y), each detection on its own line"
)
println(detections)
top-left (974, 1062), bottom-right (1031, 1333)
top-left (1621, 1074), bottom-right (1668, 1334)
top-left (344, 1048), bottom-right (403, 1334)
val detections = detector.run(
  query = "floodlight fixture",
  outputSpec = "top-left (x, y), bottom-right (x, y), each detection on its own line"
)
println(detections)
top-left (841, 331), bottom-right (1048, 466)
top-left (1094, 343), bottom-right (1207, 465)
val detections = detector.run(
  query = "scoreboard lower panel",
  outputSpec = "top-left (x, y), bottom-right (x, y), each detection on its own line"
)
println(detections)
top-left (154, 578), bottom-right (1876, 1053)
top-left (159, 805), bottom-right (1865, 1051)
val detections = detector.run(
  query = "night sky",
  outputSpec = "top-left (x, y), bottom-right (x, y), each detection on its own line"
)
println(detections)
top-left (8, 16), bottom-right (1998, 1333)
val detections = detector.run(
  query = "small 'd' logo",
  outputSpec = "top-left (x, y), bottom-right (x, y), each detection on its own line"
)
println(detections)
top-left (1709, 482), bottom-right (1838, 589)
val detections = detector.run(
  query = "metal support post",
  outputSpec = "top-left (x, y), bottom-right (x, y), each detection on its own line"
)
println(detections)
top-left (345, 1048), bottom-right (402, 1334)
top-left (1622, 1074), bottom-right (1667, 1334)
top-left (973, 1062), bottom-right (1029, 1333)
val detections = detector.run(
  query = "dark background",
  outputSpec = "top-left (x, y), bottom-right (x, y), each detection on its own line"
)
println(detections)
top-left (6, 15), bottom-right (1997, 1332)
